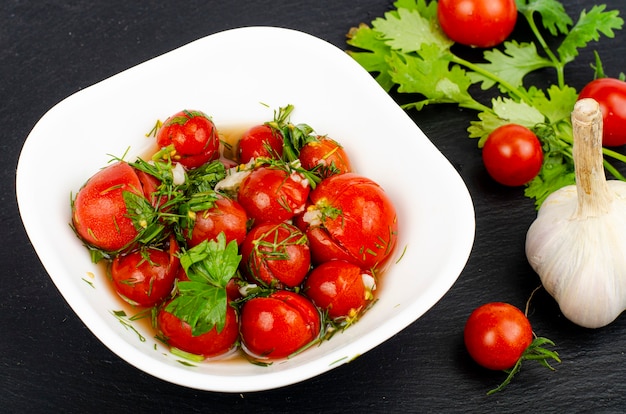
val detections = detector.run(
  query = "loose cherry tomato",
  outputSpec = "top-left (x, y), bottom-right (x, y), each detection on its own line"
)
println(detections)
top-left (238, 124), bottom-right (284, 163)
top-left (304, 173), bottom-right (398, 270)
top-left (578, 78), bottom-right (626, 146)
top-left (299, 137), bottom-right (352, 178)
top-left (464, 302), bottom-right (533, 371)
top-left (240, 290), bottom-right (320, 359)
top-left (185, 195), bottom-right (248, 247)
top-left (110, 238), bottom-right (180, 307)
top-left (156, 110), bottom-right (220, 169)
top-left (304, 260), bottom-right (375, 320)
top-left (482, 124), bottom-right (543, 187)
top-left (237, 166), bottom-right (310, 224)
top-left (240, 222), bottom-right (311, 288)
top-left (72, 162), bottom-right (143, 252)
top-left (437, 0), bottom-right (518, 48)
top-left (157, 302), bottom-right (239, 359)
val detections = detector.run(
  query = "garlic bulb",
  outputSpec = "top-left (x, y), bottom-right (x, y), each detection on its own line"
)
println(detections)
top-left (525, 98), bottom-right (626, 329)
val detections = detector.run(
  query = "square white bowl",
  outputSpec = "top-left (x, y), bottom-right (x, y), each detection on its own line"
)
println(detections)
top-left (16, 27), bottom-right (475, 392)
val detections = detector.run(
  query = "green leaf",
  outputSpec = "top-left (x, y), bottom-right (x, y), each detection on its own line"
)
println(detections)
top-left (392, 0), bottom-right (437, 19)
top-left (516, 0), bottom-right (573, 36)
top-left (557, 5), bottom-right (624, 64)
top-left (468, 97), bottom-right (545, 146)
top-left (531, 85), bottom-right (579, 125)
top-left (166, 282), bottom-right (228, 335)
top-left (372, 7), bottom-right (453, 53)
top-left (469, 41), bottom-right (553, 91)
top-left (347, 25), bottom-right (395, 91)
top-left (166, 233), bottom-right (241, 336)
top-left (388, 46), bottom-right (481, 111)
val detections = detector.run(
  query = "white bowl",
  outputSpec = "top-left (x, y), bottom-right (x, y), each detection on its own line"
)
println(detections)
top-left (16, 27), bottom-right (475, 392)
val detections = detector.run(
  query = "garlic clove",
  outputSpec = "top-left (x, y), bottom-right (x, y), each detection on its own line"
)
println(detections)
top-left (525, 98), bottom-right (626, 329)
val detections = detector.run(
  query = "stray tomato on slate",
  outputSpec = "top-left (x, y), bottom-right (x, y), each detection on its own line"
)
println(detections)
top-left (464, 302), bottom-right (561, 394)
top-left (437, 0), bottom-right (518, 48)
top-left (482, 124), bottom-right (543, 187)
top-left (578, 78), bottom-right (626, 147)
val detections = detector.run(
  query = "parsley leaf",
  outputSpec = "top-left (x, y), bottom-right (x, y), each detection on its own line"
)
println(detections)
top-left (557, 5), bottom-right (623, 64)
top-left (165, 233), bottom-right (241, 336)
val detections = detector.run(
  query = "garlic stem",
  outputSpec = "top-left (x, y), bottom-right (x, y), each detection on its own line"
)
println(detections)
top-left (572, 98), bottom-right (612, 218)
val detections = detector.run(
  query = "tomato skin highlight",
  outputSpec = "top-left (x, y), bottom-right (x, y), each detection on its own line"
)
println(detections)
top-left (304, 260), bottom-right (375, 319)
top-left (72, 162), bottom-right (143, 252)
top-left (240, 291), bottom-right (320, 359)
top-left (437, 0), bottom-right (518, 48)
top-left (238, 166), bottom-right (310, 224)
top-left (110, 238), bottom-right (180, 307)
top-left (306, 173), bottom-right (398, 270)
top-left (186, 195), bottom-right (248, 247)
top-left (156, 110), bottom-right (220, 169)
top-left (578, 78), bottom-right (626, 147)
top-left (241, 222), bottom-right (311, 288)
top-left (464, 302), bottom-right (533, 371)
top-left (238, 124), bottom-right (284, 163)
top-left (482, 124), bottom-right (543, 187)
top-left (157, 302), bottom-right (239, 358)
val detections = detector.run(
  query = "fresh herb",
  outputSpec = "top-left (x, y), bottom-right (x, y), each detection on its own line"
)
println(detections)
top-left (347, 0), bottom-right (624, 206)
top-left (165, 233), bottom-right (241, 336)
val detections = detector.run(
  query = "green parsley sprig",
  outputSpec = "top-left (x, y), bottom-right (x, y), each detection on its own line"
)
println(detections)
top-left (347, 0), bottom-right (624, 207)
top-left (165, 233), bottom-right (241, 336)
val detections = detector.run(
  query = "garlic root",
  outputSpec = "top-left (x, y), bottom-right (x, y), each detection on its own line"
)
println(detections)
top-left (525, 98), bottom-right (626, 329)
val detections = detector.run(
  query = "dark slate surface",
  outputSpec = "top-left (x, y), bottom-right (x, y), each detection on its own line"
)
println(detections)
top-left (3, 1), bottom-right (625, 412)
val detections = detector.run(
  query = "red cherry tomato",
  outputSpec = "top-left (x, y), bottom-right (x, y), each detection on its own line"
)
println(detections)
top-left (578, 78), bottom-right (626, 147)
top-left (72, 162), bottom-right (143, 252)
top-left (299, 137), bottom-right (352, 178)
top-left (240, 222), bottom-right (311, 288)
top-left (464, 302), bottom-right (533, 371)
top-left (304, 260), bottom-right (375, 320)
top-left (110, 238), bottom-right (180, 307)
top-left (305, 173), bottom-right (398, 270)
top-left (185, 195), bottom-right (248, 247)
top-left (156, 110), bottom-right (220, 169)
top-left (437, 0), bottom-right (518, 48)
top-left (482, 124), bottom-right (543, 187)
top-left (240, 290), bottom-right (320, 359)
top-left (157, 302), bottom-right (239, 358)
top-left (238, 124), bottom-right (284, 163)
top-left (237, 166), bottom-right (310, 224)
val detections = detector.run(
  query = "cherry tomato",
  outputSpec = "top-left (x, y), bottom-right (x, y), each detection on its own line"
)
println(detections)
top-left (482, 124), bottom-right (543, 187)
top-left (240, 290), bottom-right (320, 359)
top-left (240, 222), bottom-right (311, 288)
top-left (304, 260), bottom-right (375, 320)
top-left (156, 110), bottom-right (220, 169)
top-left (237, 166), bottom-right (310, 224)
top-left (299, 137), bottom-right (352, 178)
top-left (157, 302), bottom-right (239, 359)
top-left (437, 0), bottom-right (518, 48)
top-left (72, 162), bottom-right (143, 252)
top-left (185, 194), bottom-right (248, 247)
top-left (464, 302), bottom-right (533, 371)
top-left (238, 124), bottom-right (284, 163)
top-left (578, 78), bottom-right (626, 147)
top-left (304, 173), bottom-right (398, 270)
top-left (110, 238), bottom-right (180, 307)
